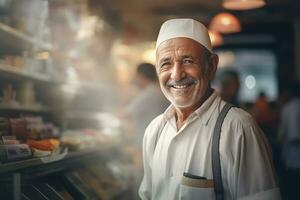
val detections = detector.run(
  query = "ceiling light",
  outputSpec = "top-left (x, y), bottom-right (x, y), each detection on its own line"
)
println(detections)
top-left (223, 0), bottom-right (266, 10)
top-left (208, 30), bottom-right (224, 47)
top-left (209, 13), bottom-right (241, 34)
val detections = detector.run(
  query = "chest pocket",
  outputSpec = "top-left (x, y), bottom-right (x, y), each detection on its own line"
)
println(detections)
top-left (179, 175), bottom-right (215, 200)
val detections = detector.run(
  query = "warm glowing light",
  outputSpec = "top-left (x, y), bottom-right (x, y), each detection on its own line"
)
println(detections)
top-left (209, 13), bottom-right (241, 34)
top-left (208, 30), bottom-right (224, 47)
top-left (35, 52), bottom-right (49, 60)
top-left (76, 16), bottom-right (103, 40)
top-left (142, 49), bottom-right (156, 64)
top-left (223, 0), bottom-right (266, 10)
top-left (221, 18), bottom-right (231, 25)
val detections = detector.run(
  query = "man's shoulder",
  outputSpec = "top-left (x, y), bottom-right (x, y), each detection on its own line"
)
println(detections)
top-left (227, 106), bottom-right (253, 125)
top-left (145, 114), bottom-right (165, 137)
top-left (222, 105), bottom-right (260, 136)
top-left (220, 105), bottom-right (267, 151)
top-left (142, 114), bottom-right (165, 153)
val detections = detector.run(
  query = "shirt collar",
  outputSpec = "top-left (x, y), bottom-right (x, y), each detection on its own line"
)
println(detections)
top-left (162, 90), bottom-right (219, 125)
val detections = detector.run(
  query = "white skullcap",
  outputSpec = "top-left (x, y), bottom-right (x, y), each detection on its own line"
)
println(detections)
top-left (156, 18), bottom-right (212, 52)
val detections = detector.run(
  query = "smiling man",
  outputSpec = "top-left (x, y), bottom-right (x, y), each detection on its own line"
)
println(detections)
top-left (138, 18), bottom-right (281, 200)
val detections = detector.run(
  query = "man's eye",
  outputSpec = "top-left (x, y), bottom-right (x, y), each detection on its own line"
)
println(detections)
top-left (182, 59), bottom-right (194, 65)
top-left (160, 62), bottom-right (171, 68)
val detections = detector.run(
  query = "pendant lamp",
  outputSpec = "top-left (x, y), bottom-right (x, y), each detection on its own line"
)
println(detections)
top-left (208, 30), bottom-right (224, 47)
top-left (209, 12), bottom-right (241, 34)
top-left (223, 0), bottom-right (266, 10)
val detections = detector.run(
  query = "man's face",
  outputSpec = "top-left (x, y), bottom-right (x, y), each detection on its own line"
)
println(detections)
top-left (156, 38), bottom-right (218, 109)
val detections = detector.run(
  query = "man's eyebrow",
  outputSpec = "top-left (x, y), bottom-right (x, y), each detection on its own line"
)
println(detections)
top-left (180, 55), bottom-right (194, 59)
top-left (158, 57), bottom-right (171, 64)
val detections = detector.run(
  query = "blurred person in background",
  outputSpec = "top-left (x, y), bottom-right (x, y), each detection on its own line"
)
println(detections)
top-left (251, 91), bottom-right (276, 145)
top-left (121, 62), bottom-right (169, 200)
top-left (277, 81), bottom-right (300, 199)
top-left (139, 18), bottom-right (280, 200)
top-left (219, 69), bottom-right (240, 107)
top-left (251, 92), bottom-right (274, 127)
top-left (123, 62), bottom-right (169, 148)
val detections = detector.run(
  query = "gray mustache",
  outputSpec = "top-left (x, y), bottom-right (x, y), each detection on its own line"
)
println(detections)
top-left (167, 77), bottom-right (197, 87)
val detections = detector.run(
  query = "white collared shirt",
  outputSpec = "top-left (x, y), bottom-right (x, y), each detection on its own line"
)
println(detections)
top-left (139, 91), bottom-right (281, 200)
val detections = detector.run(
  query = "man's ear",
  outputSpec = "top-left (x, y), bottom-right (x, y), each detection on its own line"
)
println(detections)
top-left (207, 53), bottom-right (218, 80)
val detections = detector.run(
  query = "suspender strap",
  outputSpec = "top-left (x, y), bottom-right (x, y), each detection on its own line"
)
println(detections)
top-left (212, 103), bottom-right (234, 200)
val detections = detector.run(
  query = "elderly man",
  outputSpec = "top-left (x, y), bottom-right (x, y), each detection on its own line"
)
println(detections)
top-left (139, 19), bottom-right (280, 200)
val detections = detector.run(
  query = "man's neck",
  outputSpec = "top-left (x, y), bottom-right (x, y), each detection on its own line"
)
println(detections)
top-left (175, 89), bottom-right (213, 130)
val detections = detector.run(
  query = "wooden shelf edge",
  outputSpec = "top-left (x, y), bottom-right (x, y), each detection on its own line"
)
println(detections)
top-left (0, 22), bottom-right (52, 50)
top-left (0, 144), bottom-right (114, 174)
top-left (0, 104), bottom-right (51, 112)
top-left (0, 64), bottom-right (54, 83)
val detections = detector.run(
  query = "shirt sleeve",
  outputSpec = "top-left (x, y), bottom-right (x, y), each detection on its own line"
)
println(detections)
top-left (225, 110), bottom-right (281, 200)
top-left (138, 115), bottom-right (164, 200)
top-left (139, 129), bottom-right (152, 200)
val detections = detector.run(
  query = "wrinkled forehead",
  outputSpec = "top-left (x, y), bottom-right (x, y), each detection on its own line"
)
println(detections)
top-left (156, 37), bottom-right (209, 60)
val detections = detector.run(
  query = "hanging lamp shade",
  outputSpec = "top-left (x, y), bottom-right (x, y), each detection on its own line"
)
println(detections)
top-left (222, 0), bottom-right (266, 10)
top-left (208, 30), bottom-right (224, 47)
top-left (209, 12), bottom-right (241, 34)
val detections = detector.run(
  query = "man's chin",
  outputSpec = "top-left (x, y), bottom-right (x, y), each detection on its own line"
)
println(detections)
top-left (171, 100), bottom-right (194, 109)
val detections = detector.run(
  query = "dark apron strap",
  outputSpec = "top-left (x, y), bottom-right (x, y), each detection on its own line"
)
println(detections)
top-left (212, 103), bottom-right (234, 200)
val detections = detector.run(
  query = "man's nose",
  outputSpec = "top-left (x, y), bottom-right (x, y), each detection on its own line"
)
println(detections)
top-left (170, 62), bottom-right (186, 81)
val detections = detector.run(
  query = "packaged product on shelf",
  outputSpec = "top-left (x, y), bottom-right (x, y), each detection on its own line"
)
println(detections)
top-left (18, 81), bottom-right (36, 106)
top-left (9, 118), bottom-right (28, 140)
top-left (26, 117), bottom-right (44, 139)
top-left (0, 118), bottom-right (10, 136)
top-left (0, 143), bottom-right (32, 163)
top-left (2, 83), bottom-right (18, 105)
top-left (1, 136), bottom-right (19, 145)
top-left (25, 117), bottom-right (60, 139)
top-left (4, 55), bottom-right (24, 69)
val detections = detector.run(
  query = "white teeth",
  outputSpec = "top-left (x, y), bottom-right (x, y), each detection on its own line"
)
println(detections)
top-left (173, 85), bottom-right (188, 89)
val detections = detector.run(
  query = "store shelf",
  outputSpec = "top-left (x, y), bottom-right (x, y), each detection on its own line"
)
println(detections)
top-left (64, 111), bottom-right (104, 120)
top-left (0, 64), bottom-right (56, 84)
top-left (0, 144), bottom-right (114, 175)
top-left (0, 104), bottom-right (51, 112)
top-left (0, 22), bottom-right (52, 54)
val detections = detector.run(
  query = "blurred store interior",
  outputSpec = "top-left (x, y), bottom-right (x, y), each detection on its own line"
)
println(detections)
top-left (0, 0), bottom-right (300, 199)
